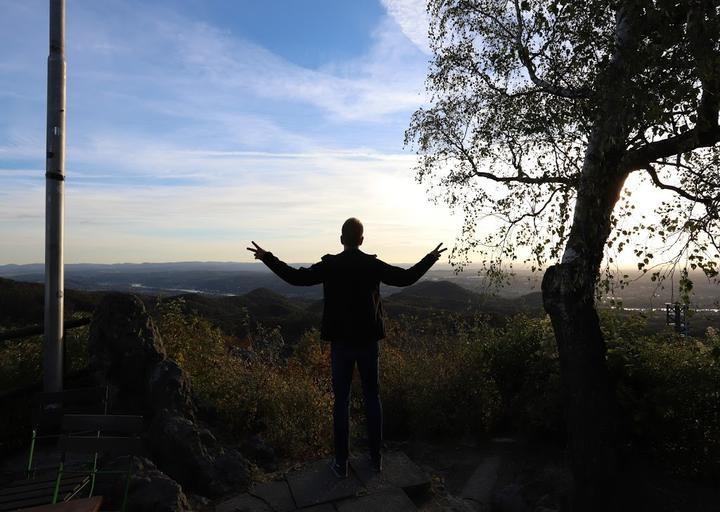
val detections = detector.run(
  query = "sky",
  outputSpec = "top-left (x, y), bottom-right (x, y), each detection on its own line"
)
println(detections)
top-left (0, 0), bottom-right (462, 264)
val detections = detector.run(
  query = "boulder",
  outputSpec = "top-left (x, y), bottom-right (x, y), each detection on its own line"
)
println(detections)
top-left (241, 434), bottom-right (278, 472)
top-left (149, 410), bottom-right (251, 497)
top-left (126, 457), bottom-right (192, 512)
top-left (96, 457), bottom-right (191, 512)
top-left (147, 359), bottom-right (196, 419)
top-left (88, 293), bottom-right (251, 499)
top-left (88, 293), bottom-right (166, 412)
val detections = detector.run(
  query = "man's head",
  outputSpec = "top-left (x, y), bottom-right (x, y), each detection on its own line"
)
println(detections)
top-left (341, 217), bottom-right (364, 248)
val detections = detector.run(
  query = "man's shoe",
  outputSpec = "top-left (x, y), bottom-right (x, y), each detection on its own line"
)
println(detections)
top-left (330, 459), bottom-right (348, 478)
top-left (371, 454), bottom-right (383, 473)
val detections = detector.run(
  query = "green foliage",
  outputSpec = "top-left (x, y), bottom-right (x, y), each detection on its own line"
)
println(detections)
top-left (381, 324), bottom-right (501, 439)
top-left (0, 323), bottom-right (89, 392)
top-left (0, 322), bottom-right (90, 456)
top-left (0, 336), bottom-right (42, 392)
top-left (607, 320), bottom-right (720, 479)
top-left (151, 302), bottom-right (718, 479)
top-left (153, 299), bottom-right (333, 459)
top-left (4, 299), bottom-right (713, 479)
top-left (480, 316), bottom-right (562, 435)
top-left (407, 0), bottom-right (720, 283)
top-left (380, 314), bottom-right (561, 439)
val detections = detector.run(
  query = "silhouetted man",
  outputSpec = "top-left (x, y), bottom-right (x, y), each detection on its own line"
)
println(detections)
top-left (247, 218), bottom-right (445, 477)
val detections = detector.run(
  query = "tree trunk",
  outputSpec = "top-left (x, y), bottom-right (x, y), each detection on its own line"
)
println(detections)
top-left (542, 262), bottom-right (619, 511)
top-left (542, 151), bottom-right (628, 510)
top-left (540, 3), bottom-right (644, 508)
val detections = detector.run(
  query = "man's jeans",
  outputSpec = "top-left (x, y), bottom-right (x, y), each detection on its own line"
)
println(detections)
top-left (331, 340), bottom-right (382, 465)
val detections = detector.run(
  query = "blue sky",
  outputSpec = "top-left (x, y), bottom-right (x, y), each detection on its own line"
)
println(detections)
top-left (0, 0), bottom-right (461, 264)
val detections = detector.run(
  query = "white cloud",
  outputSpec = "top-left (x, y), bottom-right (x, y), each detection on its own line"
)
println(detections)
top-left (380, 0), bottom-right (431, 54)
top-left (0, 148), bottom-right (460, 264)
top-left (160, 16), bottom-right (428, 121)
top-left (0, 0), bottom-right (457, 265)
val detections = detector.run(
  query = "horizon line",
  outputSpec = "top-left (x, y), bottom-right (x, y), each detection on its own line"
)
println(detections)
top-left (0, 260), bottom-right (705, 274)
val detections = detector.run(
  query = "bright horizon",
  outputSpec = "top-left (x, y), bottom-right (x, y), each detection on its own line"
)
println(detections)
top-left (0, 1), bottom-right (675, 267)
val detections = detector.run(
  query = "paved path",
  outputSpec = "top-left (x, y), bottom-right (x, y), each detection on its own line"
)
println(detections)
top-left (215, 452), bottom-right (430, 512)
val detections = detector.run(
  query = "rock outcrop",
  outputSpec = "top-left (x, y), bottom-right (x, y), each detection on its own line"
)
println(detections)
top-left (97, 457), bottom-right (190, 512)
top-left (88, 293), bottom-right (251, 506)
top-left (88, 292), bottom-right (166, 412)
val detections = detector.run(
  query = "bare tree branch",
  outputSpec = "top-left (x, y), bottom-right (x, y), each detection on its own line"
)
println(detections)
top-left (621, 125), bottom-right (720, 171)
top-left (512, 0), bottom-right (590, 99)
top-left (437, 125), bottom-right (578, 186)
top-left (623, 1), bottom-right (720, 171)
top-left (643, 164), bottom-right (707, 204)
top-left (506, 186), bottom-right (563, 224)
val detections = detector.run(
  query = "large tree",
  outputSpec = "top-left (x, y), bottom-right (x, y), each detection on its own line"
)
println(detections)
top-left (407, 0), bottom-right (720, 509)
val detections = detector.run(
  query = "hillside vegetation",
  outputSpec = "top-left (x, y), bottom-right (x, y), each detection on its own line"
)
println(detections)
top-left (1, 278), bottom-right (718, 482)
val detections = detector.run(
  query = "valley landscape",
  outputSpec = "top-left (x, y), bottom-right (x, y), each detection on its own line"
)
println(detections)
top-left (2, 262), bottom-right (718, 339)
top-left (4, 0), bottom-right (720, 510)
top-left (1, 264), bottom-right (719, 511)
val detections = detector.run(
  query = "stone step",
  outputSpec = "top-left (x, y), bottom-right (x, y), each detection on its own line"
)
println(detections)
top-left (350, 452), bottom-right (431, 497)
top-left (459, 455), bottom-right (502, 511)
top-left (250, 481), bottom-right (296, 512)
top-left (215, 451), bottom-right (428, 512)
top-left (336, 487), bottom-right (417, 512)
top-left (215, 492), bottom-right (272, 512)
top-left (286, 459), bottom-right (363, 509)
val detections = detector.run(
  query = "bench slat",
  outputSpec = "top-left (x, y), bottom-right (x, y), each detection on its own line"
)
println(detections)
top-left (59, 436), bottom-right (142, 456)
top-left (0, 476), bottom-right (88, 509)
top-left (0, 475), bottom-right (86, 498)
top-left (61, 414), bottom-right (144, 434)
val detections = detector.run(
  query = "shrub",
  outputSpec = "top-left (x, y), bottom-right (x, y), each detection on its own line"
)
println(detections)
top-left (0, 322), bottom-right (89, 392)
top-left (0, 322), bottom-right (89, 455)
top-left (146, 299), bottom-right (720, 479)
top-left (480, 315), bottom-right (562, 436)
top-left (380, 315), bottom-right (502, 439)
top-left (607, 322), bottom-right (720, 479)
top-left (154, 299), bottom-right (333, 459)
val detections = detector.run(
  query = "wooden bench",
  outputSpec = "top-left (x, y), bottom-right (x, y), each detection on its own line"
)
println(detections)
top-left (14, 496), bottom-right (102, 512)
top-left (0, 413), bottom-right (143, 512)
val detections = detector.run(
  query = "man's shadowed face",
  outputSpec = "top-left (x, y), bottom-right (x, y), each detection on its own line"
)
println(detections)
top-left (341, 217), bottom-right (364, 249)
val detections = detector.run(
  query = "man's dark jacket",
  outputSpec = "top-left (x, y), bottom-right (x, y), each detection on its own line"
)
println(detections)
top-left (261, 248), bottom-right (439, 343)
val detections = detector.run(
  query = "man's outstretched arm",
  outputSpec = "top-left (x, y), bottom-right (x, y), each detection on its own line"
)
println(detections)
top-left (247, 241), bottom-right (324, 286)
top-left (378, 243), bottom-right (447, 287)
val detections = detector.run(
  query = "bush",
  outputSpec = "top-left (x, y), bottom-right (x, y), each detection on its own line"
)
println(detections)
top-left (154, 299), bottom-right (333, 459)
top-left (0, 323), bottom-right (89, 392)
top-left (379, 313), bottom-right (561, 440)
top-left (381, 314), bottom-right (500, 439)
top-left (481, 315), bottom-right (563, 436)
top-left (607, 320), bottom-right (720, 479)
top-left (147, 299), bottom-right (720, 480)
top-left (0, 322), bottom-right (90, 455)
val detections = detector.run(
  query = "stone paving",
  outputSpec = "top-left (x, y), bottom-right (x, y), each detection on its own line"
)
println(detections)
top-left (215, 452), bottom-right (430, 512)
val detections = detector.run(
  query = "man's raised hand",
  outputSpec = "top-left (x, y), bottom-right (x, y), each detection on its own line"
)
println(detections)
top-left (247, 241), bottom-right (268, 260)
top-left (429, 243), bottom-right (447, 259)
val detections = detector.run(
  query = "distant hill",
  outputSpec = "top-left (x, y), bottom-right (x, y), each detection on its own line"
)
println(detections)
top-left (386, 280), bottom-right (543, 317)
top-left (165, 280), bottom-right (544, 343)
top-left (3, 261), bottom-right (716, 308)
top-left (2, 275), bottom-right (715, 341)
top-left (160, 288), bottom-right (320, 341)
top-left (0, 277), bottom-right (99, 328)
top-left (392, 280), bottom-right (478, 301)
top-left (0, 274), bottom-right (543, 338)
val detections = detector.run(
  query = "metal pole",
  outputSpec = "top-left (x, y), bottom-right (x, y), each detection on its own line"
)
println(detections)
top-left (43, 0), bottom-right (66, 393)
